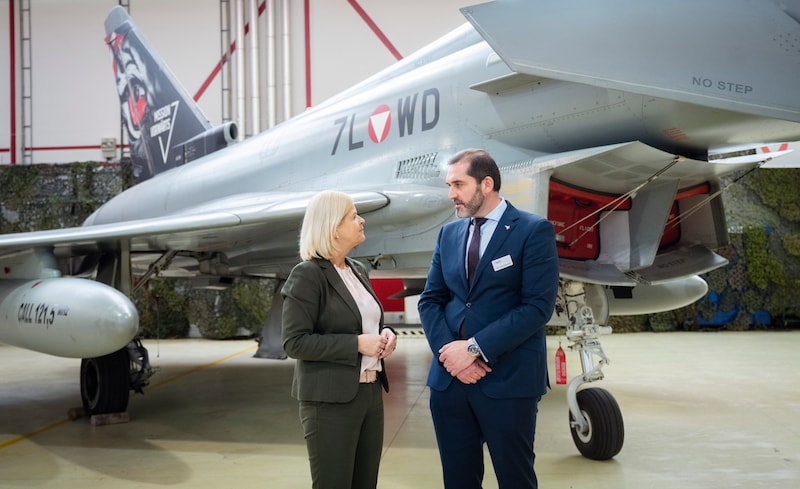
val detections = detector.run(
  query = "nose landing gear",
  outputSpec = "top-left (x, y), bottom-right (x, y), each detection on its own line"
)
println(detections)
top-left (558, 281), bottom-right (624, 460)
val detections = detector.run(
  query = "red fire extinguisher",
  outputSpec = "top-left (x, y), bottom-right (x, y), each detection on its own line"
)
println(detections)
top-left (555, 343), bottom-right (567, 385)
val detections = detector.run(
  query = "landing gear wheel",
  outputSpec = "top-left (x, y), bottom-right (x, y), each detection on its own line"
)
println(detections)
top-left (80, 347), bottom-right (131, 415)
top-left (569, 387), bottom-right (624, 460)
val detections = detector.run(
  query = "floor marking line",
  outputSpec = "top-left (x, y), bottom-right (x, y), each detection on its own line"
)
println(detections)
top-left (0, 343), bottom-right (258, 450)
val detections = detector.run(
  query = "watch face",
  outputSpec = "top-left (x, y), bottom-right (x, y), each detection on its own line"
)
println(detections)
top-left (468, 344), bottom-right (480, 356)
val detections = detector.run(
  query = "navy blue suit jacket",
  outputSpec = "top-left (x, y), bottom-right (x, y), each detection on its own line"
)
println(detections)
top-left (418, 201), bottom-right (559, 399)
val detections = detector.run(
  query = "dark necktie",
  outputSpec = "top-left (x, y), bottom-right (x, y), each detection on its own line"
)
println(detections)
top-left (467, 218), bottom-right (487, 286)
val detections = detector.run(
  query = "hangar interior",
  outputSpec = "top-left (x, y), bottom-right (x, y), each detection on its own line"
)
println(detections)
top-left (1, 1), bottom-right (799, 488)
top-left (0, 0), bottom-right (472, 164)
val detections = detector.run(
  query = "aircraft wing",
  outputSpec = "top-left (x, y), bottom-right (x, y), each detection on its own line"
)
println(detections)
top-left (462, 0), bottom-right (800, 123)
top-left (0, 191), bottom-right (389, 275)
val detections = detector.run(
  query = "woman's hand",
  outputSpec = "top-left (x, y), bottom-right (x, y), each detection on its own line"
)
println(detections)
top-left (357, 333), bottom-right (388, 358)
top-left (379, 328), bottom-right (398, 359)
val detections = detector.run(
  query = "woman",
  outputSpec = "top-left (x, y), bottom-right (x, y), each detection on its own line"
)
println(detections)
top-left (281, 190), bottom-right (398, 489)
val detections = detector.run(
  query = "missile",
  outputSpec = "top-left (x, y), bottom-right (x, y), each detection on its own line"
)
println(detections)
top-left (708, 142), bottom-right (794, 164)
top-left (0, 278), bottom-right (139, 358)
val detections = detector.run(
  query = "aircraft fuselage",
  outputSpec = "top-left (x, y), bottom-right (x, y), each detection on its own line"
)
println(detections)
top-left (85, 25), bottom-right (800, 280)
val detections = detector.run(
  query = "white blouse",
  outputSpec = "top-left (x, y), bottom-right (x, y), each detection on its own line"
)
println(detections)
top-left (334, 264), bottom-right (382, 374)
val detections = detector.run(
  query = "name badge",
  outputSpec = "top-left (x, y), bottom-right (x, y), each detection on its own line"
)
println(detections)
top-left (492, 255), bottom-right (513, 271)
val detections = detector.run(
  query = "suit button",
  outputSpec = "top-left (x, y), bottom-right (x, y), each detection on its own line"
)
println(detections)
top-left (466, 302), bottom-right (472, 308)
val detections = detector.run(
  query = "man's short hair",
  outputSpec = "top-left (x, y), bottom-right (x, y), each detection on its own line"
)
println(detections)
top-left (448, 149), bottom-right (501, 191)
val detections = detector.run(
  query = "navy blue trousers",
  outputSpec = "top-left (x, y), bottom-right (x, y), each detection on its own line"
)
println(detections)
top-left (430, 381), bottom-right (540, 489)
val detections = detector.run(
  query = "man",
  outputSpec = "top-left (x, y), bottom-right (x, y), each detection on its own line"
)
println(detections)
top-left (418, 149), bottom-right (560, 489)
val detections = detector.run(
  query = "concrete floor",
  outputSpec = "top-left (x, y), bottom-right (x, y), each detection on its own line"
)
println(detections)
top-left (1, 330), bottom-right (798, 488)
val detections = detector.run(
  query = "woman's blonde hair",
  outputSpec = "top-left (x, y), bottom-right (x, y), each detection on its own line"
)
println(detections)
top-left (299, 190), bottom-right (353, 261)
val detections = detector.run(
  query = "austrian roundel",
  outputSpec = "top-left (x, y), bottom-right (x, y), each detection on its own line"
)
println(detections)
top-left (368, 104), bottom-right (392, 144)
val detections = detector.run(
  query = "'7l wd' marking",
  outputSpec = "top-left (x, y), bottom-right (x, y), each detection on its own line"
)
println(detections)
top-left (331, 88), bottom-right (439, 155)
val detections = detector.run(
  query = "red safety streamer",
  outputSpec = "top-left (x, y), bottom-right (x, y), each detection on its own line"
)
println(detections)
top-left (555, 343), bottom-right (567, 385)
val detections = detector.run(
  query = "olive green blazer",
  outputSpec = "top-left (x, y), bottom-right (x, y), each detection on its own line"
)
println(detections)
top-left (281, 257), bottom-right (390, 402)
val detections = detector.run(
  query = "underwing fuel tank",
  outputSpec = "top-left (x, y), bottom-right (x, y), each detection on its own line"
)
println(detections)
top-left (0, 278), bottom-right (139, 358)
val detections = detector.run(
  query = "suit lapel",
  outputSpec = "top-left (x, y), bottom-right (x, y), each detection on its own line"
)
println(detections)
top-left (346, 257), bottom-right (385, 326)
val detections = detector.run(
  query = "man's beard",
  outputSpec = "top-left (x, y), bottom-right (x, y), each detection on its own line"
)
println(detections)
top-left (456, 188), bottom-right (484, 218)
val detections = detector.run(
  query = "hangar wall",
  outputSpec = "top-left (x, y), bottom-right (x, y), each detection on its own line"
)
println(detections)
top-left (0, 0), bottom-right (474, 164)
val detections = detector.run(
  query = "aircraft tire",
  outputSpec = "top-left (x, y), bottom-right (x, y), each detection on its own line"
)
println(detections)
top-left (569, 387), bottom-right (624, 460)
top-left (80, 347), bottom-right (131, 415)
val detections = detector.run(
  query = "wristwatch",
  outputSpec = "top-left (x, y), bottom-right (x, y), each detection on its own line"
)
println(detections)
top-left (467, 338), bottom-right (481, 358)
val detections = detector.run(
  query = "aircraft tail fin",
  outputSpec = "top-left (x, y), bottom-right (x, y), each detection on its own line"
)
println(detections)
top-left (104, 6), bottom-right (237, 183)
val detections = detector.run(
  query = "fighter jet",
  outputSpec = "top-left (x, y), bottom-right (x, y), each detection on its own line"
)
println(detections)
top-left (1, 0), bottom-right (798, 460)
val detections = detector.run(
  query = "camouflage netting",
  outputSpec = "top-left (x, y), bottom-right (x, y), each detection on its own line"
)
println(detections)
top-left (0, 161), bottom-right (131, 232)
top-left (617, 169), bottom-right (800, 332)
top-left (0, 161), bottom-right (274, 339)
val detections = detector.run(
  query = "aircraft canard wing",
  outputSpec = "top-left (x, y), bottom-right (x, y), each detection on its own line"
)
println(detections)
top-left (0, 191), bottom-right (389, 263)
top-left (462, 0), bottom-right (800, 123)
